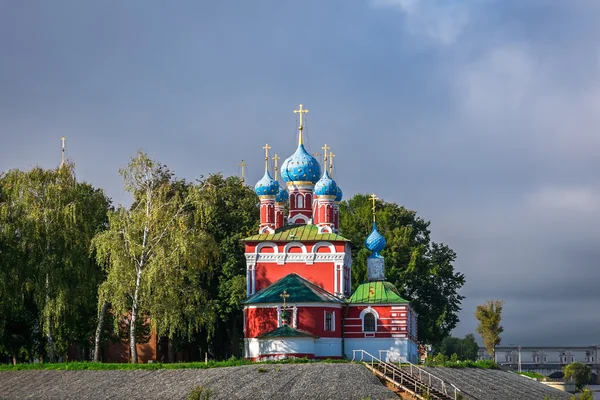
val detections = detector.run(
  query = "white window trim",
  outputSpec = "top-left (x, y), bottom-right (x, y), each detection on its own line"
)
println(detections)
top-left (360, 307), bottom-right (379, 332)
top-left (324, 310), bottom-right (335, 332)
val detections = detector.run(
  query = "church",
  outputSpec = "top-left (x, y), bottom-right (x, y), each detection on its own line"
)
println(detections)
top-left (242, 105), bottom-right (419, 363)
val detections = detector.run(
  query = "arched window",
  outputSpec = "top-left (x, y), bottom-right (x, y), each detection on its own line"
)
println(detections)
top-left (297, 194), bottom-right (303, 208)
top-left (363, 313), bottom-right (376, 332)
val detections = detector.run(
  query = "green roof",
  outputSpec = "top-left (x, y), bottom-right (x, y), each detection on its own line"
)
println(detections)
top-left (244, 224), bottom-right (349, 242)
top-left (245, 273), bottom-right (344, 304)
top-left (258, 325), bottom-right (318, 339)
top-left (347, 281), bottom-right (409, 304)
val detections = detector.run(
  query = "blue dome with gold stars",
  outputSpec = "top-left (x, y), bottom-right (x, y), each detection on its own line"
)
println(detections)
top-left (275, 186), bottom-right (289, 202)
top-left (281, 144), bottom-right (321, 184)
top-left (314, 170), bottom-right (337, 196)
top-left (365, 221), bottom-right (386, 258)
top-left (335, 185), bottom-right (343, 202)
top-left (254, 171), bottom-right (279, 196)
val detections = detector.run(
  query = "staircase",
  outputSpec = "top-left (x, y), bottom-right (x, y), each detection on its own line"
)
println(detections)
top-left (352, 350), bottom-right (461, 400)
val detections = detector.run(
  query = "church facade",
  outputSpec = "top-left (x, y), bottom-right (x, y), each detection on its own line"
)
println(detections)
top-left (242, 105), bottom-right (418, 363)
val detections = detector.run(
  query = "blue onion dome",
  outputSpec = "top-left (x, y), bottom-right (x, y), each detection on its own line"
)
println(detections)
top-left (275, 186), bottom-right (289, 203)
top-left (254, 170), bottom-right (279, 196)
top-left (365, 222), bottom-right (386, 258)
top-left (280, 144), bottom-right (321, 184)
top-left (314, 170), bottom-right (338, 197)
top-left (335, 185), bottom-right (343, 202)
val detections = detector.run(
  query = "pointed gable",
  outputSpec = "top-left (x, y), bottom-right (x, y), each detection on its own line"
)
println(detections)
top-left (244, 273), bottom-right (344, 304)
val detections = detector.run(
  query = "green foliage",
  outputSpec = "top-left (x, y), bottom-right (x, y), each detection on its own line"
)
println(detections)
top-left (438, 334), bottom-right (480, 361)
top-left (92, 151), bottom-right (221, 362)
top-left (0, 356), bottom-right (343, 370)
top-left (187, 385), bottom-right (212, 400)
top-left (257, 367), bottom-right (269, 373)
top-left (475, 299), bottom-right (504, 360)
top-left (570, 389), bottom-right (594, 400)
top-left (517, 371), bottom-right (547, 380)
top-left (339, 194), bottom-right (465, 346)
top-left (0, 163), bottom-right (110, 362)
top-left (433, 353), bottom-right (447, 365)
top-left (449, 353), bottom-right (459, 363)
top-left (563, 362), bottom-right (592, 392)
top-left (423, 357), bottom-right (498, 369)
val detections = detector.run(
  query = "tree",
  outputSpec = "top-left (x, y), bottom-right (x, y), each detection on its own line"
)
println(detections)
top-left (475, 299), bottom-right (504, 361)
top-left (0, 164), bottom-right (110, 362)
top-left (92, 151), bottom-right (217, 363)
top-left (563, 362), bottom-right (592, 392)
top-left (190, 174), bottom-right (259, 359)
top-left (339, 194), bottom-right (465, 347)
top-left (438, 334), bottom-right (479, 361)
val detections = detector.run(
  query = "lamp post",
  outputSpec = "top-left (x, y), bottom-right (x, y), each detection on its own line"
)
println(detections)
top-left (518, 346), bottom-right (522, 373)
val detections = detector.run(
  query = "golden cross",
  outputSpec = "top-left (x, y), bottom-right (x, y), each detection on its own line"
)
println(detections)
top-left (60, 136), bottom-right (66, 167)
top-left (272, 154), bottom-right (280, 180)
top-left (370, 194), bottom-right (378, 222)
top-left (280, 290), bottom-right (290, 309)
top-left (293, 104), bottom-right (308, 145)
top-left (321, 144), bottom-right (330, 164)
top-left (313, 151), bottom-right (320, 158)
top-left (263, 143), bottom-right (271, 172)
top-left (238, 160), bottom-right (247, 185)
top-left (329, 152), bottom-right (335, 175)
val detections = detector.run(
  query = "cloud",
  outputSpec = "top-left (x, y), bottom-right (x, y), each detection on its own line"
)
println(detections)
top-left (372, 0), bottom-right (470, 45)
top-left (527, 186), bottom-right (600, 213)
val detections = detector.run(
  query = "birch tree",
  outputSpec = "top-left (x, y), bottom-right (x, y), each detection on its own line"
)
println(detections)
top-left (92, 151), bottom-right (215, 363)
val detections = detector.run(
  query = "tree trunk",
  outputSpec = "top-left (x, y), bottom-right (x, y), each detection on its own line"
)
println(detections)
top-left (45, 273), bottom-right (55, 363)
top-left (93, 301), bottom-right (108, 362)
top-left (12, 355), bottom-right (17, 365)
top-left (168, 338), bottom-right (175, 363)
top-left (129, 268), bottom-right (142, 363)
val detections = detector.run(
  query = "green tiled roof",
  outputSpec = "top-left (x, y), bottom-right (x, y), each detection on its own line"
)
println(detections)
top-left (244, 224), bottom-right (349, 242)
top-left (244, 273), bottom-right (344, 304)
top-left (347, 281), bottom-right (409, 304)
top-left (258, 325), bottom-right (318, 338)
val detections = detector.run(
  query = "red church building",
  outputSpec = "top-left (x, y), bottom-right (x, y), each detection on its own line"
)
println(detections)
top-left (243, 105), bottom-right (418, 363)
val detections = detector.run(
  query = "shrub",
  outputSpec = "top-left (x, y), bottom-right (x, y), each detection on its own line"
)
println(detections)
top-left (187, 385), bottom-right (212, 400)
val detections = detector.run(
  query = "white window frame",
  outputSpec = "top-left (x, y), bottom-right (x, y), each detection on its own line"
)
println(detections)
top-left (360, 307), bottom-right (379, 332)
top-left (297, 194), bottom-right (303, 208)
top-left (324, 311), bottom-right (335, 332)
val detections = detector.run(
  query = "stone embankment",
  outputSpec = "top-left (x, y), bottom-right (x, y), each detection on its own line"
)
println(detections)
top-left (422, 366), bottom-right (573, 400)
top-left (0, 363), bottom-right (397, 400)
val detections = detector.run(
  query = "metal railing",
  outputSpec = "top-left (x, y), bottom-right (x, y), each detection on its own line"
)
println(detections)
top-left (352, 349), bottom-right (461, 400)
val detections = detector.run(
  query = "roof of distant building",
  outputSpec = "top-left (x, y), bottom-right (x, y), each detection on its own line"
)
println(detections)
top-left (245, 273), bottom-right (344, 304)
top-left (347, 281), bottom-right (409, 304)
top-left (244, 224), bottom-right (348, 242)
top-left (258, 325), bottom-right (318, 339)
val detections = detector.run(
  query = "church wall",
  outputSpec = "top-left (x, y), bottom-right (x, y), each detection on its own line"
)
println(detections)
top-left (255, 262), bottom-right (336, 294)
top-left (297, 306), bottom-right (342, 338)
top-left (245, 307), bottom-right (279, 338)
top-left (344, 338), bottom-right (419, 364)
top-left (344, 305), bottom-right (417, 342)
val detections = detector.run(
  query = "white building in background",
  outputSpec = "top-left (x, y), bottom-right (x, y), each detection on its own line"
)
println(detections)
top-left (478, 346), bottom-right (600, 378)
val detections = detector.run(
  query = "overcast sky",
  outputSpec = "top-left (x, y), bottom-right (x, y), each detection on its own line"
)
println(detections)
top-left (1, 1), bottom-right (599, 347)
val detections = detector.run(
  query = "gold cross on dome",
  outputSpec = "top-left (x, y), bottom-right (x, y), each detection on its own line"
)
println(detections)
top-left (321, 144), bottom-right (330, 164)
top-left (238, 160), bottom-right (247, 185)
top-left (294, 104), bottom-right (308, 145)
top-left (280, 290), bottom-right (290, 308)
top-left (60, 136), bottom-right (66, 167)
top-left (329, 152), bottom-right (335, 175)
top-left (272, 154), bottom-right (280, 180)
top-left (263, 144), bottom-right (271, 172)
top-left (370, 194), bottom-right (378, 222)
